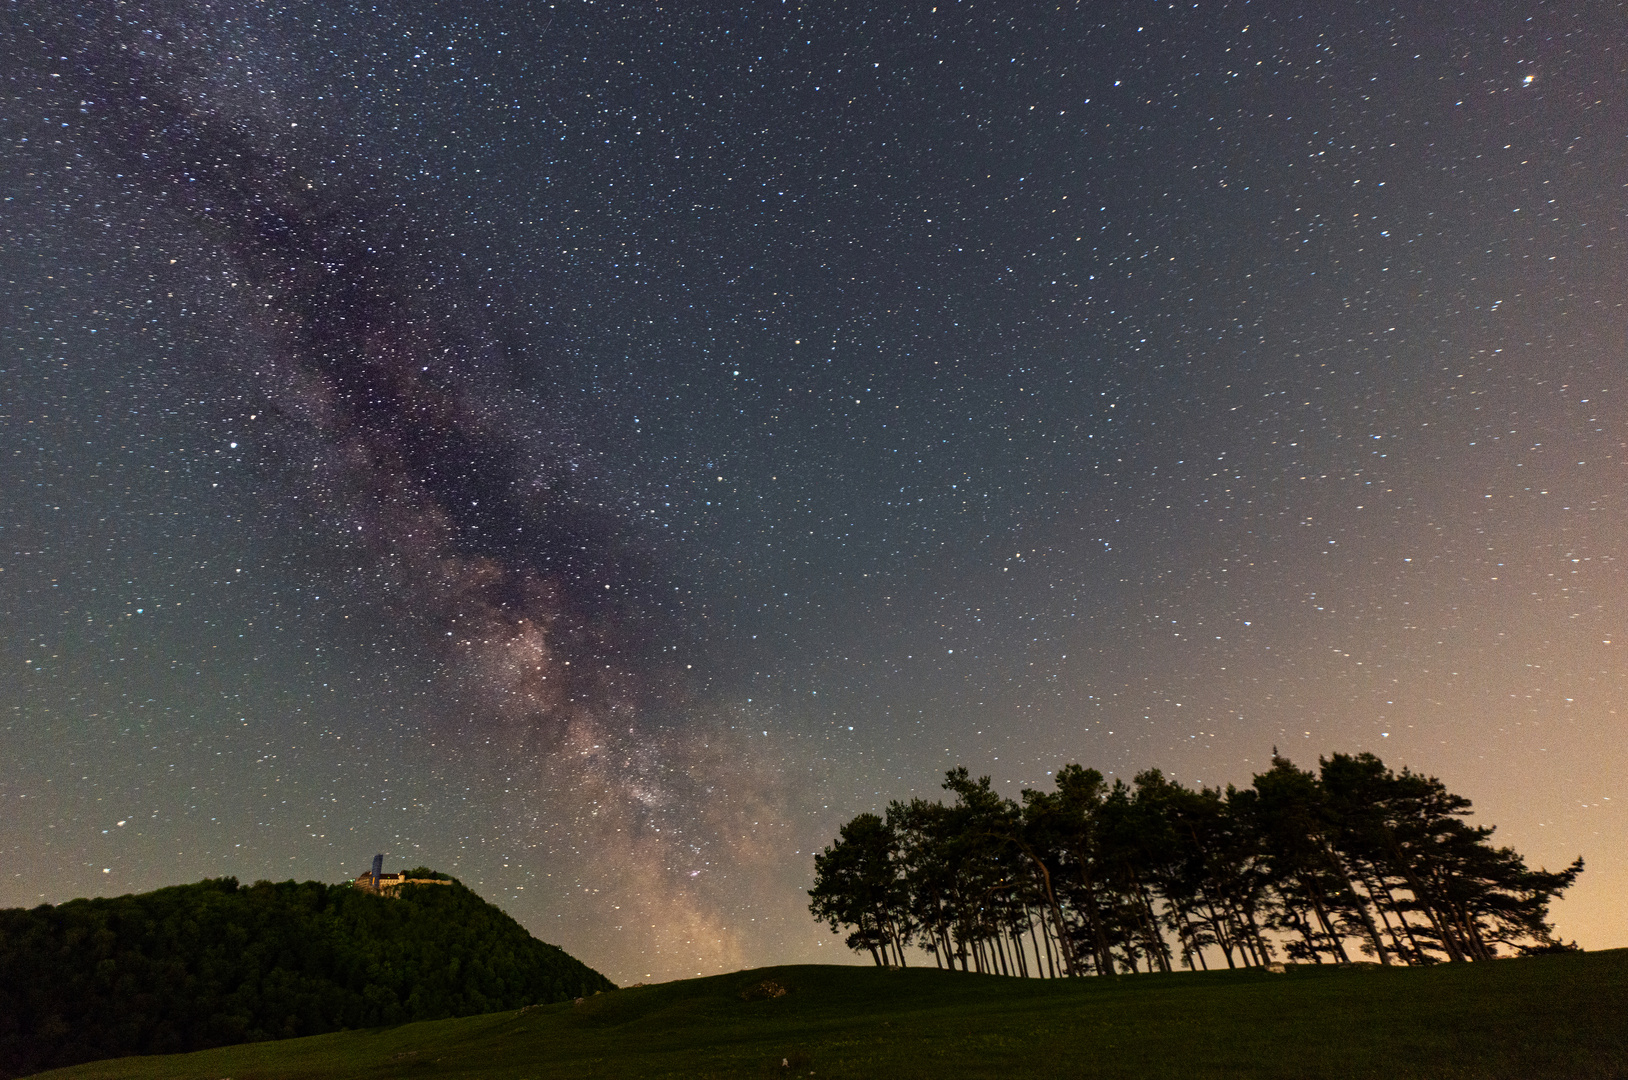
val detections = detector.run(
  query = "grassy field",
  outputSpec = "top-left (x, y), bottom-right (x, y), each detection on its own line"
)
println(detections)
top-left (33, 950), bottom-right (1628, 1079)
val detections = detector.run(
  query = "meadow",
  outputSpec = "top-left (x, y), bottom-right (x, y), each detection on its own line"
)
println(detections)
top-left (35, 950), bottom-right (1627, 1079)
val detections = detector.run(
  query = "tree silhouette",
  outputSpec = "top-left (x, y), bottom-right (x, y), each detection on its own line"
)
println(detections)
top-left (809, 751), bottom-right (1581, 975)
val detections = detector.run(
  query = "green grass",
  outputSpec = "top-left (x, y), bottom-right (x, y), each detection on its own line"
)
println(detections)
top-left (33, 950), bottom-right (1628, 1079)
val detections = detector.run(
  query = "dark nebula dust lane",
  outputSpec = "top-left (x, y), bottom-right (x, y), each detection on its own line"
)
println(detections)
top-left (71, 40), bottom-right (669, 650)
top-left (3, 1), bottom-right (1625, 982)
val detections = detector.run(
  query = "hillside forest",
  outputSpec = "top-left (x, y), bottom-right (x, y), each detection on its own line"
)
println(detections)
top-left (0, 872), bottom-right (614, 1078)
top-left (809, 753), bottom-right (1583, 975)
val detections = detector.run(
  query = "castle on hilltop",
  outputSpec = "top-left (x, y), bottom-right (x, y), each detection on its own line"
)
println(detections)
top-left (353, 853), bottom-right (452, 896)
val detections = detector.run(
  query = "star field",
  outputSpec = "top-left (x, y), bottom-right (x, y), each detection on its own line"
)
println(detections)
top-left (3, 1), bottom-right (1624, 983)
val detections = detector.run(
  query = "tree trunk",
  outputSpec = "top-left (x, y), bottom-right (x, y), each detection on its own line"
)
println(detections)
top-left (1368, 881), bottom-right (1411, 963)
top-left (1239, 901), bottom-right (1273, 965)
top-left (1376, 879), bottom-right (1431, 962)
top-left (1417, 884), bottom-right (1469, 962)
top-left (1184, 908), bottom-right (1210, 971)
top-left (1321, 841), bottom-right (1389, 964)
top-left (1221, 899), bottom-right (1255, 966)
top-left (1303, 883), bottom-right (1352, 963)
top-left (1169, 900), bottom-right (1207, 971)
top-left (1204, 901), bottom-right (1238, 968)
top-left (1354, 862), bottom-right (1411, 964)
top-left (1026, 912), bottom-right (1046, 978)
top-left (1383, 834), bottom-right (1467, 962)
top-left (1038, 911), bottom-right (1057, 978)
top-left (1133, 880), bottom-right (1173, 973)
top-left (1451, 904), bottom-right (1494, 961)
top-left (1074, 864), bottom-right (1115, 976)
top-left (1023, 853), bottom-right (1079, 976)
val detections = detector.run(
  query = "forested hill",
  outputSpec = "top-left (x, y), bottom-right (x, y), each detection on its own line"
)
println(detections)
top-left (0, 873), bottom-right (615, 1078)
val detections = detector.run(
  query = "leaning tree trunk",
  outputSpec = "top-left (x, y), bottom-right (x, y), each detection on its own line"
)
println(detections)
top-left (1022, 852), bottom-right (1080, 977)
top-left (1375, 878), bottom-right (1433, 962)
top-left (1354, 862), bottom-right (1414, 964)
top-left (1132, 878), bottom-right (1173, 973)
top-left (1302, 880), bottom-right (1353, 963)
top-left (1036, 911), bottom-right (1058, 978)
top-left (1204, 900), bottom-right (1238, 968)
top-left (1319, 840), bottom-right (1390, 965)
top-left (1382, 834), bottom-right (1468, 962)
top-left (1235, 898), bottom-right (1273, 965)
top-left (1075, 868), bottom-right (1116, 976)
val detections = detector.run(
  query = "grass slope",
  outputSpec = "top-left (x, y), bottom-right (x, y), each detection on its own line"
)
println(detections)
top-left (34, 950), bottom-right (1628, 1079)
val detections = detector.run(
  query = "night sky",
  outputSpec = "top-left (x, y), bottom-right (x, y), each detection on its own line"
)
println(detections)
top-left (4, 1), bottom-right (1624, 984)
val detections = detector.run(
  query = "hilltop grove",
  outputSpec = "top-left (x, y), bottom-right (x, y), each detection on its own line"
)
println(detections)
top-left (809, 752), bottom-right (1582, 975)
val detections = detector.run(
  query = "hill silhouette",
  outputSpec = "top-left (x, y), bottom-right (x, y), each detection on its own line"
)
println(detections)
top-left (0, 873), bottom-right (613, 1077)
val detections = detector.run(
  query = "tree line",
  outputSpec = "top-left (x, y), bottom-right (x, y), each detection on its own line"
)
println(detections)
top-left (0, 872), bottom-right (614, 1078)
top-left (809, 752), bottom-right (1581, 976)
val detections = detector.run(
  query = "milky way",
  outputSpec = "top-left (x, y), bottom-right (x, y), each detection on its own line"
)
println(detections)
top-left (3, 1), bottom-right (1624, 982)
top-left (62, 47), bottom-right (788, 974)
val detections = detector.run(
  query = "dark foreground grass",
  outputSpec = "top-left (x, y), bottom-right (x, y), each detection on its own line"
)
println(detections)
top-left (33, 949), bottom-right (1628, 1079)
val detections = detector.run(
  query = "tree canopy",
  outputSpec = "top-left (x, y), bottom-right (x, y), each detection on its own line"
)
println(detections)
top-left (810, 752), bottom-right (1581, 976)
top-left (0, 874), bottom-right (614, 1078)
